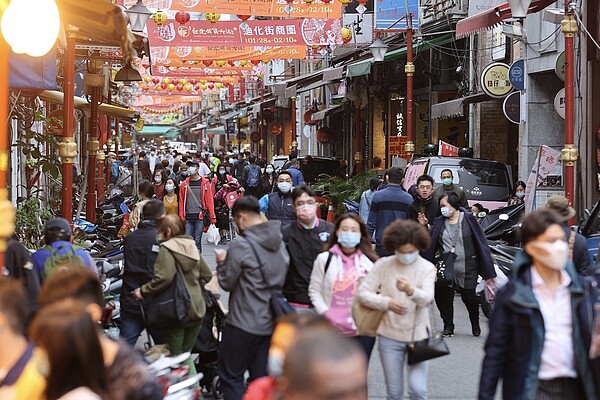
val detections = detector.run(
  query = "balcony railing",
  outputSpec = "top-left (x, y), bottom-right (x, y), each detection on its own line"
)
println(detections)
top-left (419, 0), bottom-right (468, 32)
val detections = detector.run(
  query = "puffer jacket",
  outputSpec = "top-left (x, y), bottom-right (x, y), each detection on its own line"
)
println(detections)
top-left (140, 235), bottom-right (213, 323)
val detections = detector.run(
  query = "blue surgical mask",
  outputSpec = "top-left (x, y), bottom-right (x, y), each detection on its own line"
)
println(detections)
top-left (188, 167), bottom-right (197, 176)
top-left (219, 170), bottom-right (226, 175)
top-left (441, 206), bottom-right (452, 218)
top-left (154, 176), bottom-right (162, 183)
top-left (266, 168), bottom-right (274, 174)
top-left (165, 184), bottom-right (174, 192)
top-left (516, 191), bottom-right (525, 198)
top-left (395, 251), bottom-right (419, 265)
top-left (337, 232), bottom-right (361, 249)
top-left (181, 170), bottom-right (189, 176)
top-left (442, 178), bottom-right (453, 186)
top-left (277, 182), bottom-right (292, 193)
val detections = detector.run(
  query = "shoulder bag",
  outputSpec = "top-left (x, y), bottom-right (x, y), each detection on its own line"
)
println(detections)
top-left (434, 223), bottom-right (461, 285)
top-left (246, 238), bottom-right (295, 320)
top-left (349, 253), bottom-right (384, 337)
top-left (147, 248), bottom-right (191, 328)
top-left (407, 305), bottom-right (450, 365)
top-left (186, 179), bottom-right (210, 226)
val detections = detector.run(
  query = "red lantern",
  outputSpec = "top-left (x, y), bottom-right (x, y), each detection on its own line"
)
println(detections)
top-left (207, 133), bottom-right (215, 139)
top-left (208, 83), bottom-right (215, 89)
top-left (151, 77), bottom-right (159, 84)
top-left (357, 0), bottom-right (367, 3)
top-left (175, 10), bottom-right (191, 25)
top-left (237, 15), bottom-right (251, 21)
top-left (228, 60), bottom-right (236, 66)
top-left (189, 78), bottom-right (198, 85)
top-left (176, 83), bottom-right (184, 91)
top-left (268, 122), bottom-right (282, 136)
top-left (317, 126), bottom-right (333, 144)
top-left (203, 60), bottom-right (213, 67)
top-left (194, 84), bottom-right (201, 91)
top-left (160, 83), bottom-right (167, 90)
top-left (172, 79), bottom-right (180, 85)
top-left (304, 110), bottom-right (318, 126)
top-left (322, 0), bottom-right (332, 3)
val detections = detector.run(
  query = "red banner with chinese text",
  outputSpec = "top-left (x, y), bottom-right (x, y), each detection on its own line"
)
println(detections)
top-left (118, 0), bottom-right (342, 19)
top-left (438, 140), bottom-right (459, 156)
top-left (147, 19), bottom-right (343, 47)
top-left (150, 45), bottom-right (308, 63)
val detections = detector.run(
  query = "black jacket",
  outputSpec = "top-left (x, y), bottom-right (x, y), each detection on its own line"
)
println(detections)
top-left (5, 238), bottom-right (40, 315)
top-left (282, 219), bottom-right (335, 305)
top-left (563, 225), bottom-right (593, 276)
top-left (122, 219), bottom-right (159, 313)
top-left (265, 191), bottom-right (295, 227)
top-left (407, 196), bottom-right (441, 228)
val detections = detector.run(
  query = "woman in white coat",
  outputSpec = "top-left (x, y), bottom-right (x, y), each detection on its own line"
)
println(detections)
top-left (356, 219), bottom-right (436, 400)
top-left (309, 213), bottom-right (379, 359)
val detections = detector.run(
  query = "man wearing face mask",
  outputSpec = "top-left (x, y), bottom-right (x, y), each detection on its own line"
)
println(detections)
top-left (479, 209), bottom-right (599, 400)
top-left (433, 169), bottom-right (468, 208)
top-left (259, 171), bottom-right (296, 228)
top-left (215, 196), bottom-right (289, 400)
top-left (178, 159), bottom-right (216, 253)
top-left (282, 185), bottom-right (335, 312)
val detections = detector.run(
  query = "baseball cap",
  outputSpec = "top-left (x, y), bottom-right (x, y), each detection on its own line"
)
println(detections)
top-left (545, 195), bottom-right (576, 221)
top-left (45, 217), bottom-right (72, 236)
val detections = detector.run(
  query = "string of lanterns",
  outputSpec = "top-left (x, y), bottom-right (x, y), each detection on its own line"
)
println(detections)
top-left (140, 105), bottom-right (185, 115)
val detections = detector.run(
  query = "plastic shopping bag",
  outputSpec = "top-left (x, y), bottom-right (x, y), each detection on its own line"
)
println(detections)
top-left (206, 224), bottom-right (220, 245)
top-left (484, 264), bottom-right (509, 303)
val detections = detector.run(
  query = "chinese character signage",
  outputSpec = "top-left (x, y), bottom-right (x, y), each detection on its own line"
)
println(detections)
top-left (147, 19), bottom-right (343, 47)
top-left (438, 140), bottom-right (459, 156)
top-left (151, 45), bottom-right (308, 63)
top-left (480, 62), bottom-right (513, 98)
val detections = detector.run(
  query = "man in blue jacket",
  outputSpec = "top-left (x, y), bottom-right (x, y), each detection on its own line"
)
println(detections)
top-left (367, 166), bottom-right (413, 256)
top-left (287, 158), bottom-right (305, 187)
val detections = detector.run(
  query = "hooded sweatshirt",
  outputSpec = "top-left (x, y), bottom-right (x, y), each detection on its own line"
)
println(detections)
top-left (140, 235), bottom-right (213, 323)
top-left (217, 221), bottom-right (290, 335)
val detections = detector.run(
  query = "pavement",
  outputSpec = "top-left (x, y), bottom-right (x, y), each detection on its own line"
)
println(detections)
top-left (201, 241), bottom-right (494, 400)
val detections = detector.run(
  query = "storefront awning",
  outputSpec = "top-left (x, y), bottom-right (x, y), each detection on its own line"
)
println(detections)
top-left (206, 125), bottom-right (227, 135)
top-left (311, 105), bottom-right (343, 121)
top-left (219, 110), bottom-right (241, 122)
top-left (190, 124), bottom-right (207, 132)
top-left (431, 93), bottom-right (491, 120)
top-left (38, 90), bottom-right (139, 121)
top-left (347, 59), bottom-right (372, 78)
top-left (138, 126), bottom-right (179, 138)
top-left (456, 0), bottom-right (555, 38)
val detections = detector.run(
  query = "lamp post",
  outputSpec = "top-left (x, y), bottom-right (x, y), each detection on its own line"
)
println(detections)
top-left (125, 0), bottom-right (153, 33)
top-left (369, 38), bottom-right (389, 62)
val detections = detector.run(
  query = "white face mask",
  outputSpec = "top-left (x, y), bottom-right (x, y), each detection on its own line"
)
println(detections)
top-left (528, 240), bottom-right (569, 270)
top-left (395, 250), bottom-right (419, 265)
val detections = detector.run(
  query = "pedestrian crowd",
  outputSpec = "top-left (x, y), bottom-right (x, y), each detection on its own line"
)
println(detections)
top-left (1, 150), bottom-right (600, 400)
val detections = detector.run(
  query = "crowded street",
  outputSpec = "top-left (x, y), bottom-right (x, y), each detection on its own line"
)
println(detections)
top-left (1, 0), bottom-right (600, 400)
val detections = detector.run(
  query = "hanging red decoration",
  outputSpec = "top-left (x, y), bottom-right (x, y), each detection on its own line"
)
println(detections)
top-left (151, 77), bottom-right (159, 84)
top-left (317, 126), bottom-right (333, 144)
top-left (357, 0), bottom-right (367, 3)
top-left (268, 122), bottom-right (282, 136)
top-left (237, 15), bottom-right (251, 21)
top-left (321, 0), bottom-right (332, 3)
top-left (207, 133), bottom-right (215, 139)
top-left (175, 10), bottom-right (191, 25)
top-left (228, 60), bottom-right (236, 66)
top-left (176, 83), bottom-right (184, 91)
top-left (189, 78), bottom-right (198, 85)
top-left (203, 60), bottom-right (213, 67)
top-left (208, 83), bottom-right (215, 89)
top-left (194, 84), bottom-right (201, 91)
top-left (304, 110), bottom-right (318, 126)
top-left (160, 83), bottom-right (167, 89)
top-left (172, 79), bottom-right (180, 85)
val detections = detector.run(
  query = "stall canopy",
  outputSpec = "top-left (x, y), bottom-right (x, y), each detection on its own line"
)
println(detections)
top-left (39, 90), bottom-right (139, 121)
top-left (430, 92), bottom-right (491, 120)
top-left (138, 125), bottom-right (180, 139)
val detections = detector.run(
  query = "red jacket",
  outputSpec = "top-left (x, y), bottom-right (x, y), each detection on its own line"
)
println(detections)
top-left (178, 176), bottom-right (216, 224)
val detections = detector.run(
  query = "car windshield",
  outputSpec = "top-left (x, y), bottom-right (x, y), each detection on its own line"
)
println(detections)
top-left (430, 160), bottom-right (511, 201)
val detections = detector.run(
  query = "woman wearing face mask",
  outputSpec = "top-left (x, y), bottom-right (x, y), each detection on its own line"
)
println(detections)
top-left (309, 213), bottom-right (378, 359)
top-left (163, 178), bottom-right (179, 215)
top-left (507, 180), bottom-right (526, 206)
top-left (152, 169), bottom-right (167, 200)
top-left (212, 165), bottom-right (241, 244)
top-left (479, 209), bottom-right (599, 400)
top-left (258, 170), bottom-right (296, 228)
top-left (423, 192), bottom-right (496, 338)
top-left (356, 220), bottom-right (436, 400)
top-left (260, 163), bottom-right (276, 197)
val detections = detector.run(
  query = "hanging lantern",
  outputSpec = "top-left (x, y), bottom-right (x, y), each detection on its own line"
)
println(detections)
top-left (237, 15), bottom-right (251, 21)
top-left (184, 83), bottom-right (193, 92)
top-left (304, 110), bottom-right (319, 126)
top-left (303, 0), bottom-right (314, 3)
top-left (175, 83), bottom-right (183, 91)
top-left (216, 60), bottom-right (226, 67)
top-left (207, 133), bottom-right (215, 139)
top-left (144, 76), bottom-right (152, 83)
top-left (322, 0), bottom-right (332, 3)
top-left (162, 78), bottom-right (170, 85)
top-left (200, 84), bottom-right (207, 90)
top-left (189, 78), bottom-right (198, 85)
top-left (151, 77), bottom-right (160, 84)
top-left (239, 60), bottom-right (248, 67)
top-left (194, 84), bottom-right (201, 91)
top-left (215, 82), bottom-right (224, 89)
top-left (152, 9), bottom-right (168, 25)
top-left (228, 60), bottom-right (236, 66)
top-left (200, 79), bottom-right (207, 84)
top-left (205, 12), bottom-right (221, 23)
top-left (341, 27), bottom-right (352, 44)
top-left (160, 83), bottom-right (167, 90)
top-left (338, 0), bottom-right (351, 5)
top-left (180, 78), bottom-right (187, 85)
top-left (167, 83), bottom-right (175, 91)
top-left (208, 83), bottom-right (215, 89)
top-left (175, 10), bottom-right (190, 25)
top-left (317, 126), bottom-right (333, 144)
top-left (203, 60), bottom-right (213, 67)
top-left (172, 79), bottom-right (180, 85)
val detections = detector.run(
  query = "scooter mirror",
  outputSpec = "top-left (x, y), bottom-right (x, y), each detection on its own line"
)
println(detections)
top-left (498, 214), bottom-right (509, 221)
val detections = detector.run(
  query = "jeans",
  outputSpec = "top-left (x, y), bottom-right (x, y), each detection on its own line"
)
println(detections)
top-left (119, 308), bottom-right (163, 348)
top-left (378, 335), bottom-right (428, 400)
top-left (185, 219), bottom-right (204, 254)
top-left (161, 322), bottom-right (203, 386)
top-left (218, 324), bottom-right (271, 400)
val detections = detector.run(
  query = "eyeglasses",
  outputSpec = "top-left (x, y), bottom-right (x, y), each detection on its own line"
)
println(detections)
top-left (295, 200), bottom-right (316, 207)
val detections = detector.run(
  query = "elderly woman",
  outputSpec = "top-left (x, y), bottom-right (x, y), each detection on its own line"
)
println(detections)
top-left (356, 220), bottom-right (436, 400)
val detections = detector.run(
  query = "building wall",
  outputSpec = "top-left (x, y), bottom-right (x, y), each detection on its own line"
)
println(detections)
top-left (478, 100), bottom-right (509, 163)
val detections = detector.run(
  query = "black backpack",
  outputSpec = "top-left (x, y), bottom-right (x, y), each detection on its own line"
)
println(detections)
top-left (246, 165), bottom-right (261, 187)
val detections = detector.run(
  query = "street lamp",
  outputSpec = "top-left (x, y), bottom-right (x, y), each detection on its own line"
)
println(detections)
top-left (507, 0), bottom-right (533, 18)
top-left (125, 0), bottom-right (153, 33)
top-left (1, 0), bottom-right (60, 57)
top-left (115, 62), bottom-right (142, 82)
top-left (369, 38), bottom-right (389, 62)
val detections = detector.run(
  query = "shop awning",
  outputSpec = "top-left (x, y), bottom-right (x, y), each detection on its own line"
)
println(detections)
top-left (456, 0), bottom-right (555, 38)
top-left (138, 126), bottom-right (180, 138)
top-left (206, 125), bottom-right (227, 135)
top-left (347, 59), bottom-right (372, 78)
top-left (431, 93), bottom-right (491, 120)
top-left (219, 110), bottom-right (241, 122)
top-left (311, 105), bottom-right (342, 121)
top-left (190, 124), bottom-right (207, 132)
top-left (38, 90), bottom-right (139, 121)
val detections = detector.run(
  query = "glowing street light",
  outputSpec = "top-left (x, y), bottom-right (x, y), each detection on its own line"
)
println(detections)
top-left (1, 0), bottom-right (60, 57)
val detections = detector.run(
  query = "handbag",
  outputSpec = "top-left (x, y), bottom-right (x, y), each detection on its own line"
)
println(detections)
top-left (435, 223), bottom-right (461, 285)
top-left (246, 238), bottom-right (295, 320)
top-left (147, 249), bottom-right (191, 329)
top-left (406, 305), bottom-right (450, 365)
top-left (351, 297), bottom-right (384, 337)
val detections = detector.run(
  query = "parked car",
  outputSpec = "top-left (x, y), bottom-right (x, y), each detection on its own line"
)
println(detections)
top-left (281, 156), bottom-right (341, 185)
top-left (402, 156), bottom-right (513, 211)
